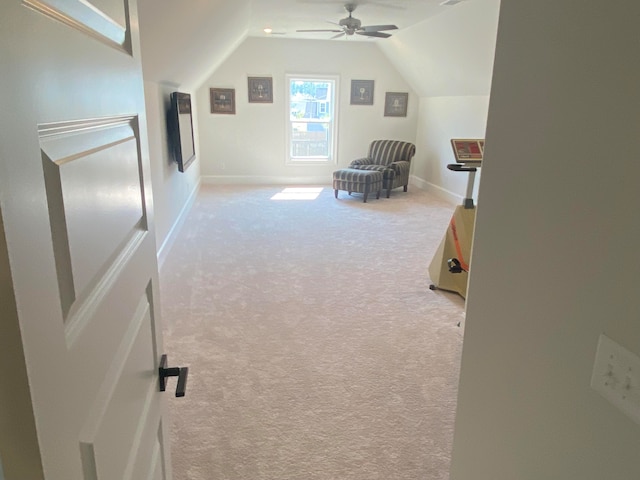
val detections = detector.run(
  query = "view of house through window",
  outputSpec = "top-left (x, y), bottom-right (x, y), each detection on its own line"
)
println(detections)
top-left (287, 75), bottom-right (337, 163)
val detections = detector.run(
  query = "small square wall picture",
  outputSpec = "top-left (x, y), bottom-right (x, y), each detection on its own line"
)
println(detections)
top-left (248, 77), bottom-right (273, 103)
top-left (210, 88), bottom-right (236, 114)
top-left (384, 92), bottom-right (408, 117)
top-left (350, 80), bottom-right (374, 105)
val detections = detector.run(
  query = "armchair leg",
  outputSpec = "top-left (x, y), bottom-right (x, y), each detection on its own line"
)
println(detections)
top-left (386, 187), bottom-right (391, 198)
top-left (404, 185), bottom-right (408, 192)
top-left (363, 191), bottom-right (369, 203)
top-left (334, 189), bottom-right (339, 199)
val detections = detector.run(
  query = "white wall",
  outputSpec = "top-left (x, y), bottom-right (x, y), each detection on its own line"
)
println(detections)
top-left (378, 0), bottom-right (499, 202)
top-left (413, 96), bottom-right (489, 203)
top-left (196, 36), bottom-right (418, 185)
top-left (451, 2), bottom-right (640, 479)
top-left (143, 81), bottom-right (200, 266)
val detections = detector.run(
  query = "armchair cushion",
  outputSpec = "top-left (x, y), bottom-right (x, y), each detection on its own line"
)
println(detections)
top-left (353, 164), bottom-right (396, 181)
top-left (349, 157), bottom-right (374, 167)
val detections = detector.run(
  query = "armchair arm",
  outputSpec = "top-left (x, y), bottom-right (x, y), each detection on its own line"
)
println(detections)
top-left (349, 157), bottom-right (375, 167)
top-left (389, 160), bottom-right (411, 177)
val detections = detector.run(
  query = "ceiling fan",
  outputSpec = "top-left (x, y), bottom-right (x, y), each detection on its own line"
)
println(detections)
top-left (296, 3), bottom-right (398, 39)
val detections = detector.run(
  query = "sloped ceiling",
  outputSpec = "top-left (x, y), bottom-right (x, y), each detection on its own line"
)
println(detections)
top-left (379, 0), bottom-right (500, 97)
top-left (137, 0), bottom-right (499, 95)
top-left (138, 0), bottom-right (251, 90)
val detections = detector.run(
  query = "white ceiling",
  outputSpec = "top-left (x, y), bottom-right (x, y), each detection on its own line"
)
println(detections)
top-left (137, 0), bottom-right (491, 91)
top-left (249, 0), bottom-right (451, 40)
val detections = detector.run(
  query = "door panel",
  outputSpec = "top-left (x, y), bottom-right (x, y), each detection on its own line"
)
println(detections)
top-left (79, 293), bottom-right (157, 479)
top-left (22, 0), bottom-right (130, 52)
top-left (0, 1), bottom-right (172, 478)
top-left (40, 116), bottom-right (146, 318)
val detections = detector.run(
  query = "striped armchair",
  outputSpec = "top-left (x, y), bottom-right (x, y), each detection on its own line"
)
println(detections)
top-left (349, 140), bottom-right (416, 197)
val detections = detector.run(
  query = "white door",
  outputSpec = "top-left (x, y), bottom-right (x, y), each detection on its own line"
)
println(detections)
top-left (0, 1), bottom-right (176, 479)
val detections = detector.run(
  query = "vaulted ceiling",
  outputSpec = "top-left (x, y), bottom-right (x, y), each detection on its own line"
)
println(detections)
top-left (137, 0), bottom-right (499, 96)
top-left (246, 0), bottom-right (448, 38)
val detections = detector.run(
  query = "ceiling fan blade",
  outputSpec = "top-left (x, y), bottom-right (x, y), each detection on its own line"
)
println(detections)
top-left (296, 29), bottom-right (344, 32)
top-left (331, 32), bottom-right (346, 39)
top-left (360, 24), bottom-right (398, 32)
top-left (357, 30), bottom-right (392, 38)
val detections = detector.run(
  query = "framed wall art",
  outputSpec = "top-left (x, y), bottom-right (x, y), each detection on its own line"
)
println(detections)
top-left (384, 92), bottom-right (408, 117)
top-left (210, 88), bottom-right (236, 114)
top-left (350, 79), bottom-right (374, 105)
top-left (248, 76), bottom-right (273, 103)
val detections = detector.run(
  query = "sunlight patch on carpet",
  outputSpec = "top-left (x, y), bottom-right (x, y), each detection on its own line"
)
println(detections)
top-left (270, 187), bottom-right (323, 200)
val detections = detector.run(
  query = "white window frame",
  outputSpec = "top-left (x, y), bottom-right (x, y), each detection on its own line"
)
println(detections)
top-left (285, 74), bottom-right (339, 165)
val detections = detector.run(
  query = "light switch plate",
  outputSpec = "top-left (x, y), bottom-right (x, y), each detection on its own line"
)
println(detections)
top-left (591, 334), bottom-right (640, 425)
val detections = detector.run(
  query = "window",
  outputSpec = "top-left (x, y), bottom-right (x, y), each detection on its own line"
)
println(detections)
top-left (286, 75), bottom-right (338, 164)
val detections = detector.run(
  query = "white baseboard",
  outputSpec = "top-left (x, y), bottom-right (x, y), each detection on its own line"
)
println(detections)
top-left (201, 175), bottom-right (331, 186)
top-left (157, 181), bottom-right (200, 269)
top-left (410, 175), bottom-right (462, 205)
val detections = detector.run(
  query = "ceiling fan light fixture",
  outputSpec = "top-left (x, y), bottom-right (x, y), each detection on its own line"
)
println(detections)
top-left (263, 27), bottom-right (273, 34)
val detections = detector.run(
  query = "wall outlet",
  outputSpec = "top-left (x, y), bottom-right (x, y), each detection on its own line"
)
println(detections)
top-left (591, 334), bottom-right (640, 425)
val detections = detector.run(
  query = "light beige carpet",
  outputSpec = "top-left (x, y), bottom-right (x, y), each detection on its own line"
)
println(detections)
top-left (159, 185), bottom-right (465, 480)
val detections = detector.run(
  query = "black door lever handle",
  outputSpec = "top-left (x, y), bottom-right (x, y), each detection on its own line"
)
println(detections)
top-left (159, 354), bottom-right (189, 397)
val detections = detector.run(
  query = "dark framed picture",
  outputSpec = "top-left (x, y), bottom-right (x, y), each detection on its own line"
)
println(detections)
top-left (384, 92), bottom-right (409, 117)
top-left (210, 88), bottom-right (236, 114)
top-left (350, 79), bottom-right (374, 105)
top-left (248, 76), bottom-right (273, 103)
